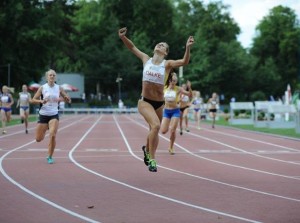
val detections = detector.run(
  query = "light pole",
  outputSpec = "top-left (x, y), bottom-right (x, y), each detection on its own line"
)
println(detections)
top-left (179, 66), bottom-right (183, 86)
top-left (116, 76), bottom-right (123, 101)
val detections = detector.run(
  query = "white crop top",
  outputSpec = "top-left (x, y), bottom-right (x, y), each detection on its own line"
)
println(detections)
top-left (19, 92), bottom-right (29, 103)
top-left (143, 58), bottom-right (167, 85)
top-left (192, 98), bottom-right (203, 109)
top-left (211, 99), bottom-right (217, 105)
top-left (181, 95), bottom-right (190, 102)
top-left (1, 94), bottom-right (9, 103)
top-left (164, 89), bottom-right (177, 102)
top-left (39, 83), bottom-right (60, 116)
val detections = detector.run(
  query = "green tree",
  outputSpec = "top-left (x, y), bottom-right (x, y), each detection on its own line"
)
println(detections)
top-left (174, 0), bottom-right (253, 102)
top-left (0, 0), bottom-right (78, 90)
top-left (251, 6), bottom-right (300, 96)
top-left (72, 0), bottom-right (176, 103)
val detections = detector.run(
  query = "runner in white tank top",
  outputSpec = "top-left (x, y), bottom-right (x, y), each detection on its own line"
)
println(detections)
top-left (191, 91), bottom-right (204, 129)
top-left (31, 69), bottom-right (71, 164)
top-left (119, 27), bottom-right (194, 172)
top-left (207, 92), bottom-right (219, 128)
top-left (0, 85), bottom-right (14, 134)
top-left (179, 81), bottom-right (192, 135)
top-left (17, 84), bottom-right (32, 134)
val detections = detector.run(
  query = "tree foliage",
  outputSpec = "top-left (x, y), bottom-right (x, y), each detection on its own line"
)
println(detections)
top-left (0, 0), bottom-right (299, 104)
top-left (251, 6), bottom-right (300, 96)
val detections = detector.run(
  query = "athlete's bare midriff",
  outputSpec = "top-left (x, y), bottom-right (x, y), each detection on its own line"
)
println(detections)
top-left (142, 81), bottom-right (164, 101)
top-left (180, 101), bottom-right (189, 108)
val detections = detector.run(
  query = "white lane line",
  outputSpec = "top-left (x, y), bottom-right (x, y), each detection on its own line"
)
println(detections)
top-left (121, 116), bottom-right (300, 203)
top-left (0, 116), bottom-right (100, 223)
top-left (85, 148), bottom-right (118, 152)
top-left (113, 115), bottom-right (264, 222)
top-left (0, 115), bottom-right (79, 140)
top-left (188, 130), bottom-right (300, 165)
top-left (127, 116), bottom-right (300, 180)
top-left (27, 149), bottom-right (62, 151)
top-left (205, 127), bottom-right (300, 152)
top-left (68, 115), bottom-right (261, 223)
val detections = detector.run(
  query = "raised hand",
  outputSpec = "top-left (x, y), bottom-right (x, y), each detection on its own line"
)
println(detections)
top-left (118, 27), bottom-right (127, 38)
top-left (186, 36), bottom-right (195, 47)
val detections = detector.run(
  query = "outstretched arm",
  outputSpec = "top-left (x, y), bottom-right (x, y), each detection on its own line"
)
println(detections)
top-left (118, 27), bottom-right (149, 64)
top-left (166, 36), bottom-right (195, 69)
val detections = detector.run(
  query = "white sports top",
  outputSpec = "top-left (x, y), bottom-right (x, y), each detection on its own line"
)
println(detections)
top-left (164, 89), bottom-right (177, 102)
top-left (211, 99), bottom-right (217, 105)
top-left (143, 58), bottom-right (167, 85)
top-left (192, 98), bottom-right (203, 109)
top-left (1, 94), bottom-right (9, 103)
top-left (181, 95), bottom-right (190, 102)
top-left (19, 92), bottom-right (30, 106)
top-left (39, 83), bottom-right (60, 116)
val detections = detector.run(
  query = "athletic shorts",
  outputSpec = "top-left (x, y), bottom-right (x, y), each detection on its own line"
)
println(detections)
top-left (20, 106), bottom-right (29, 111)
top-left (180, 106), bottom-right (189, 113)
top-left (38, 114), bottom-right (59, 124)
top-left (163, 108), bottom-right (181, 119)
top-left (1, 107), bottom-right (12, 112)
top-left (209, 109), bottom-right (217, 113)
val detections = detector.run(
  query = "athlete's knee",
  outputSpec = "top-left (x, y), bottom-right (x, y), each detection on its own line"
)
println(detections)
top-left (36, 133), bottom-right (45, 142)
top-left (36, 137), bottom-right (43, 142)
top-left (161, 128), bottom-right (168, 134)
top-left (151, 123), bottom-right (161, 133)
top-left (49, 131), bottom-right (57, 139)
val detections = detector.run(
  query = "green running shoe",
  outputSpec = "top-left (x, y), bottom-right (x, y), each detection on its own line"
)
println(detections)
top-left (148, 159), bottom-right (157, 172)
top-left (142, 146), bottom-right (150, 166)
top-left (47, 156), bottom-right (54, 164)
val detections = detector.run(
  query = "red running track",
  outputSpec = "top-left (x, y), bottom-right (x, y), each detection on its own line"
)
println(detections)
top-left (0, 114), bottom-right (300, 223)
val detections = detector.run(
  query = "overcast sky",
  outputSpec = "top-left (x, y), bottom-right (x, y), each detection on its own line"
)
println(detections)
top-left (203, 0), bottom-right (300, 48)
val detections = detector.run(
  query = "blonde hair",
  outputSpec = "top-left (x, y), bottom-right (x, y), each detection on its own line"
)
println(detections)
top-left (45, 69), bottom-right (57, 81)
top-left (45, 69), bottom-right (56, 76)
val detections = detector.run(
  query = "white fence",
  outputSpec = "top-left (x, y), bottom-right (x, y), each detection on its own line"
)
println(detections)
top-left (228, 101), bottom-right (299, 131)
top-left (254, 101), bottom-right (283, 127)
top-left (229, 102), bottom-right (254, 125)
top-left (295, 101), bottom-right (300, 133)
top-left (266, 104), bottom-right (297, 128)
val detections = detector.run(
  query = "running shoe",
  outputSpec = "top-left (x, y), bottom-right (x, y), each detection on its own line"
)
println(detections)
top-left (142, 146), bottom-right (150, 166)
top-left (148, 159), bottom-right (157, 172)
top-left (179, 128), bottom-right (183, 135)
top-left (186, 128), bottom-right (190, 132)
top-left (25, 129), bottom-right (28, 134)
top-left (2, 130), bottom-right (7, 134)
top-left (47, 156), bottom-right (54, 164)
top-left (168, 148), bottom-right (175, 155)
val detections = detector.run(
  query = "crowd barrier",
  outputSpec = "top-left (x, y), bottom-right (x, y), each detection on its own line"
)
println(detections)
top-left (254, 101), bottom-right (283, 127)
top-left (229, 102), bottom-right (254, 125)
top-left (296, 101), bottom-right (300, 133)
top-left (229, 101), bottom-right (298, 131)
